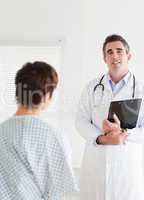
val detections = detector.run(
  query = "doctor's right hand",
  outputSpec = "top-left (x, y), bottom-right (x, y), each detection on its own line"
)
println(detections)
top-left (97, 113), bottom-right (128, 145)
top-left (96, 129), bottom-right (128, 145)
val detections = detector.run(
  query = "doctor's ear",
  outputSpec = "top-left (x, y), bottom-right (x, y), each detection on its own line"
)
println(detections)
top-left (127, 53), bottom-right (132, 61)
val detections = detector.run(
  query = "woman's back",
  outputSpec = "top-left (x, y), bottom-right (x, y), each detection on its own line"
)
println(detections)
top-left (0, 115), bottom-right (76, 200)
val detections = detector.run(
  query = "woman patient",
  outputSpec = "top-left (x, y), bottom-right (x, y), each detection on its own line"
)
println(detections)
top-left (0, 61), bottom-right (77, 200)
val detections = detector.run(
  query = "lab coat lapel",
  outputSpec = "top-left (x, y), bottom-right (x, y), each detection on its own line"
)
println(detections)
top-left (102, 74), bottom-right (114, 102)
top-left (91, 75), bottom-right (113, 131)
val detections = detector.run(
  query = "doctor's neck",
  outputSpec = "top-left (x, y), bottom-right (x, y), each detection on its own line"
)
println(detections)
top-left (108, 70), bottom-right (129, 83)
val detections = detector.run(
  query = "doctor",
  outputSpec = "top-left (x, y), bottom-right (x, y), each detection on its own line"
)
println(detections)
top-left (75, 34), bottom-right (144, 200)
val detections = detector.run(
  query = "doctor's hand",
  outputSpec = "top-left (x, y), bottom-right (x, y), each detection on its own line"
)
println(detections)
top-left (102, 113), bottom-right (121, 134)
top-left (96, 129), bottom-right (128, 145)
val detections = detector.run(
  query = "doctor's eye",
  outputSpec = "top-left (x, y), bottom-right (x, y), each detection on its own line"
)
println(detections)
top-left (106, 50), bottom-right (113, 55)
top-left (117, 50), bottom-right (122, 54)
top-left (117, 49), bottom-right (124, 55)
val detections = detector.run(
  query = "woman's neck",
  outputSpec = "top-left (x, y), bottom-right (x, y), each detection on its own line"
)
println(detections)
top-left (15, 106), bottom-right (41, 116)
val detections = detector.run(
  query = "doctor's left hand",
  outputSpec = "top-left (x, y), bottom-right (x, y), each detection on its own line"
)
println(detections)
top-left (103, 113), bottom-right (121, 134)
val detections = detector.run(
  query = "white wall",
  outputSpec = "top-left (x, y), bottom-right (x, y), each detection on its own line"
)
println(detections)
top-left (0, 0), bottom-right (144, 167)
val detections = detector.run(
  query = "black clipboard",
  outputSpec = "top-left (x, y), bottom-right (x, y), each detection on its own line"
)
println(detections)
top-left (108, 98), bottom-right (142, 129)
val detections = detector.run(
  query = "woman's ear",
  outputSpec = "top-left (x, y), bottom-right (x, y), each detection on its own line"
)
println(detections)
top-left (41, 93), bottom-right (51, 110)
top-left (44, 93), bottom-right (51, 103)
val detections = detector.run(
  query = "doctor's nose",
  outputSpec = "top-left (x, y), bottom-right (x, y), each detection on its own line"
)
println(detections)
top-left (111, 52), bottom-right (119, 59)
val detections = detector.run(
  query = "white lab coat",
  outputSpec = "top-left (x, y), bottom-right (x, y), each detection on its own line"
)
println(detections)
top-left (75, 72), bottom-right (144, 200)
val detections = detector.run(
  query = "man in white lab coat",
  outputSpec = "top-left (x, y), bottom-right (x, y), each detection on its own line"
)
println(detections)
top-left (75, 34), bottom-right (144, 200)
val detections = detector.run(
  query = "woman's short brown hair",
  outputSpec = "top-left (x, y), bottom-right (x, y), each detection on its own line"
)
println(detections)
top-left (15, 61), bottom-right (58, 107)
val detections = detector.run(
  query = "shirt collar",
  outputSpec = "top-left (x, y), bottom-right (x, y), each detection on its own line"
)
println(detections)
top-left (108, 71), bottom-right (131, 86)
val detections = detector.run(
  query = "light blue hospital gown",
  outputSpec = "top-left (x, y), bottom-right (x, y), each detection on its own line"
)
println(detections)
top-left (0, 115), bottom-right (77, 200)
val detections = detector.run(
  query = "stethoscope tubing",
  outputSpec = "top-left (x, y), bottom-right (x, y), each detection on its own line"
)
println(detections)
top-left (93, 74), bottom-right (135, 98)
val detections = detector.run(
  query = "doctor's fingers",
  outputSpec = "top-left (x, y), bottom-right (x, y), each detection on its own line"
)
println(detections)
top-left (102, 119), bottom-right (111, 132)
top-left (111, 132), bottom-right (128, 144)
top-left (107, 129), bottom-right (122, 136)
top-left (103, 119), bottom-right (120, 131)
top-left (105, 132), bottom-right (127, 145)
top-left (119, 132), bottom-right (128, 141)
top-left (113, 113), bottom-right (120, 127)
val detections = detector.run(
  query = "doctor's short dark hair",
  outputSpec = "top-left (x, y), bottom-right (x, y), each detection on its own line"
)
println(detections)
top-left (15, 61), bottom-right (58, 107)
top-left (102, 34), bottom-right (130, 56)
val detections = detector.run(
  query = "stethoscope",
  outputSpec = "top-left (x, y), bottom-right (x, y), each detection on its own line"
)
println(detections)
top-left (93, 74), bottom-right (136, 98)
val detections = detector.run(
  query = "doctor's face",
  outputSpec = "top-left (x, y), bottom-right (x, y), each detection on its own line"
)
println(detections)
top-left (103, 41), bottom-right (131, 73)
